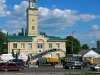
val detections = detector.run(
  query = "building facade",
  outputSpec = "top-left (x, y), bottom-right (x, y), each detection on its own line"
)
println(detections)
top-left (7, 0), bottom-right (66, 57)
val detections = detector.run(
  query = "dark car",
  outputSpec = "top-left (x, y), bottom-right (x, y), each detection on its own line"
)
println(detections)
top-left (6, 62), bottom-right (24, 71)
top-left (0, 61), bottom-right (24, 71)
top-left (63, 61), bottom-right (83, 69)
top-left (0, 62), bottom-right (7, 71)
top-left (9, 59), bottom-right (25, 66)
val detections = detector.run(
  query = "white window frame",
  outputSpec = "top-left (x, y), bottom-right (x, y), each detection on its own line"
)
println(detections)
top-left (28, 43), bottom-right (32, 49)
top-left (56, 43), bottom-right (60, 49)
top-left (49, 43), bottom-right (52, 48)
top-left (21, 43), bottom-right (25, 48)
top-left (37, 43), bottom-right (43, 49)
top-left (13, 43), bottom-right (17, 48)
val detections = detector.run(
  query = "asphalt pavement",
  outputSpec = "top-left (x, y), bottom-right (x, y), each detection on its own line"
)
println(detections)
top-left (0, 65), bottom-right (99, 75)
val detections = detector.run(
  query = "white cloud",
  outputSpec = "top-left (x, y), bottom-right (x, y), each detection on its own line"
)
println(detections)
top-left (80, 14), bottom-right (97, 22)
top-left (92, 24), bottom-right (99, 31)
top-left (52, 9), bottom-right (65, 18)
top-left (38, 7), bottom-right (99, 31)
top-left (39, 7), bottom-right (50, 17)
top-left (0, 0), bottom-right (10, 16)
top-left (2, 1), bottom-right (28, 34)
top-left (3, 19), bottom-right (26, 34)
top-left (13, 1), bottom-right (28, 16)
top-left (0, 0), bottom-right (99, 48)
top-left (78, 25), bottom-right (100, 42)
top-left (0, 0), bottom-right (99, 34)
top-left (91, 25), bottom-right (100, 40)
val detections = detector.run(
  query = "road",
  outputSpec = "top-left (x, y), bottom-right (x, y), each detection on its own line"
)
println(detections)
top-left (24, 65), bottom-right (89, 72)
top-left (0, 65), bottom-right (99, 75)
top-left (0, 72), bottom-right (67, 75)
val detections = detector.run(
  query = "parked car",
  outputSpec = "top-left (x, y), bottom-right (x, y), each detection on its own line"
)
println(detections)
top-left (0, 62), bottom-right (7, 71)
top-left (9, 59), bottom-right (25, 66)
top-left (63, 61), bottom-right (84, 69)
top-left (90, 64), bottom-right (100, 71)
top-left (0, 61), bottom-right (24, 71)
top-left (6, 62), bottom-right (24, 71)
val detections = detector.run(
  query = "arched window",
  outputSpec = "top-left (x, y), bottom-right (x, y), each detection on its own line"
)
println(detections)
top-left (37, 39), bottom-right (44, 49)
top-left (37, 43), bottom-right (43, 48)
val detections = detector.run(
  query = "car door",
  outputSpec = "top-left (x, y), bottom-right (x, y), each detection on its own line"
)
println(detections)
top-left (0, 63), bottom-right (7, 70)
top-left (7, 62), bottom-right (18, 70)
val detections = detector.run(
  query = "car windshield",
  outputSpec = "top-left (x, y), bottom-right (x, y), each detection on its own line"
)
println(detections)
top-left (9, 59), bottom-right (24, 63)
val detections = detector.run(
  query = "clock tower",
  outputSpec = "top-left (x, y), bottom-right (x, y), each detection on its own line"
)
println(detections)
top-left (26, 0), bottom-right (38, 36)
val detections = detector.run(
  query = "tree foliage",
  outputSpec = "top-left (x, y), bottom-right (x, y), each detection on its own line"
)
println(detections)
top-left (40, 32), bottom-right (47, 37)
top-left (91, 48), bottom-right (96, 50)
top-left (18, 28), bottom-right (24, 36)
top-left (81, 44), bottom-right (89, 50)
top-left (65, 36), bottom-right (81, 55)
top-left (0, 31), bottom-right (7, 54)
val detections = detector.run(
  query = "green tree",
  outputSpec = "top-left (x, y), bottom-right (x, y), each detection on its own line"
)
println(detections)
top-left (40, 32), bottom-right (47, 37)
top-left (81, 44), bottom-right (89, 50)
top-left (0, 31), bottom-right (8, 54)
top-left (91, 47), bottom-right (96, 50)
top-left (65, 36), bottom-right (81, 56)
top-left (13, 33), bottom-right (16, 36)
top-left (18, 28), bottom-right (24, 36)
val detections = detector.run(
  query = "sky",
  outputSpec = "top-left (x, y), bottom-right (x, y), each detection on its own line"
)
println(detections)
top-left (0, 0), bottom-right (100, 48)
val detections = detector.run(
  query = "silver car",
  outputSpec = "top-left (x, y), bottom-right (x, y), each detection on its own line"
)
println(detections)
top-left (90, 64), bottom-right (100, 71)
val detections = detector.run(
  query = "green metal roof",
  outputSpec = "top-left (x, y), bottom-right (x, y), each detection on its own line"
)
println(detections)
top-left (7, 36), bottom-right (33, 42)
top-left (7, 35), bottom-right (66, 42)
top-left (47, 36), bottom-right (66, 42)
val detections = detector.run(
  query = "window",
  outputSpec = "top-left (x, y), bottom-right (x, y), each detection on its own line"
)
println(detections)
top-left (56, 43), bottom-right (60, 48)
top-left (32, 19), bottom-right (34, 21)
top-left (49, 43), bottom-right (52, 48)
top-left (28, 43), bottom-right (32, 49)
top-left (37, 43), bottom-right (43, 48)
top-left (32, 26), bottom-right (35, 30)
top-left (21, 43), bottom-right (25, 48)
top-left (13, 43), bottom-right (17, 48)
top-left (32, 3), bottom-right (35, 7)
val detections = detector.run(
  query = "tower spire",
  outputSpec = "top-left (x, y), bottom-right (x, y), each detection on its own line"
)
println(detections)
top-left (29, 0), bottom-right (37, 8)
top-left (26, 0), bottom-right (38, 36)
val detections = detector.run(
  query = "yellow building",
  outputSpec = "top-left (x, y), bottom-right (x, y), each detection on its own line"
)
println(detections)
top-left (7, 0), bottom-right (66, 57)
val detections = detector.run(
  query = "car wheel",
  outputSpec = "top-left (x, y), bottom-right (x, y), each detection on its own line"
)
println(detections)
top-left (69, 67), bottom-right (71, 69)
top-left (19, 68), bottom-right (22, 71)
top-left (63, 66), bottom-right (66, 69)
top-left (81, 66), bottom-right (83, 70)
top-left (97, 69), bottom-right (99, 71)
top-left (72, 66), bottom-right (75, 69)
